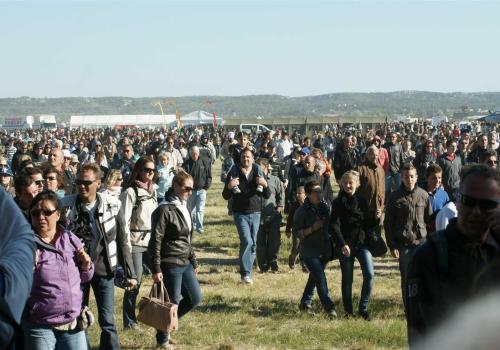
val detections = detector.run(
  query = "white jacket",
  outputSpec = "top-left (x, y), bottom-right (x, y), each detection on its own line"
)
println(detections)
top-left (118, 186), bottom-right (158, 249)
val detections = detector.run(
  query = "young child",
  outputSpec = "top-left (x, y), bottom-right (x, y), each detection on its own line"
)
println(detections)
top-left (422, 164), bottom-right (450, 233)
top-left (229, 131), bottom-right (265, 194)
top-left (331, 170), bottom-right (373, 320)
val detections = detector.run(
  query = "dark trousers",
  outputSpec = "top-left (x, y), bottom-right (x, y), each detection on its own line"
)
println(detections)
top-left (123, 250), bottom-right (145, 328)
top-left (398, 245), bottom-right (419, 313)
top-left (301, 257), bottom-right (335, 312)
top-left (156, 263), bottom-right (202, 345)
top-left (256, 211), bottom-right (282, 271)
top-left (82, 275), bottom-right (120, 350)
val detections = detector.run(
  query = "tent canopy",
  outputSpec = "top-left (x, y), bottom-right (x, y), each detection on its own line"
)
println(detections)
top-left (175, 110), bottom-right (224, 127)
top-left (69, 114), bottom-right (176, 128)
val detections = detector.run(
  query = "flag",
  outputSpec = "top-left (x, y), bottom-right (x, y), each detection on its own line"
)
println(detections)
top-left (213, 112), bottom-right (217, 128)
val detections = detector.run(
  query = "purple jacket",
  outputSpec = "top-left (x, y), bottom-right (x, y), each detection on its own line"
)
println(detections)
top-left (26, 230), bottom-right (94, 326)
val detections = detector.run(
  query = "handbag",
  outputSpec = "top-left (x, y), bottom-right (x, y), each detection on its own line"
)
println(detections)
top-left (365, 229), bottom-right (388, 257)
top-left (137, 281), bottom-right (179, 332)
top-left (77, 306), bottom-right (95, 330)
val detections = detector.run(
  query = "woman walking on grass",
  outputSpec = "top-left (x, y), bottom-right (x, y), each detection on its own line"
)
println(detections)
top-left (331, 170), bottom-right (374, 320)
top-left (149, 169), bottom-right (202, 349)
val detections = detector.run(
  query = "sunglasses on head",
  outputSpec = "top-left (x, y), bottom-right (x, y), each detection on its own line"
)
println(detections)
top-left (142, 167), bottom-right (155, 174)
top-left (459, 193), bottom-right (500, 211)
top-left (76, 179), bottom-right (95, 187)
top-left (30, 208), bottom-right (58, 217)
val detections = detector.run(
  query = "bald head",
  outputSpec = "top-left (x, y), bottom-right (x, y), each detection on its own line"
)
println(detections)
top-left (49, 148), bottom-right (64, 169)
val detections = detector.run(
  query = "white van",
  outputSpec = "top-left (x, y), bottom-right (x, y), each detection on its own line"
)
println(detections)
top-left (239, 124), bottom-right (273, 135)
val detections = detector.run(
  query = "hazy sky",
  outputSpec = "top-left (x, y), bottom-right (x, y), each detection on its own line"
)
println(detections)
top-left (1, 1), bottom-right (499, 97)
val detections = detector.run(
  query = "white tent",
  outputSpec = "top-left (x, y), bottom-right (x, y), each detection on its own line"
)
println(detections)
top-left (69, 114), bottom-right (176, 128)
top-left (174, 110), bottom-right (224, 127)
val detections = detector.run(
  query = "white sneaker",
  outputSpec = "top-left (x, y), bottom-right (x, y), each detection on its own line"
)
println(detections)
top-left (240, 276), bottom-right (253, 285)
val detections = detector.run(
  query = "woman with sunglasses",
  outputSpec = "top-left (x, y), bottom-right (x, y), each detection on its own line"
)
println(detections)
top-left (118, 156), bottom-right (158, 330)
top-left (149, 169), bottom-right (202, 349)
top-left (43, 166), bottom-right (66, 199)
top-left (23, 190), bottom-right (93, 349)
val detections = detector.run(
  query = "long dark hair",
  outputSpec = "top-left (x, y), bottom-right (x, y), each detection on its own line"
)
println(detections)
top-left (123, 156), bottom-right (157, 189)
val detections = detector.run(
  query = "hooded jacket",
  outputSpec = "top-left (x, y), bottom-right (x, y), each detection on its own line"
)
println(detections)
top-left (25, 231), bottom-right (94, 326)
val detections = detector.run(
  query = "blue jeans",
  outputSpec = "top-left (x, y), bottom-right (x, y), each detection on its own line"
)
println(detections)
top-left (385, 172), bottom-right (401, 196)
top-left (233, 212), bottom-right (261, 278)
top-left (188, 189), bottom-right (207, 232)
top-left (123, 250), bottom-right (145, 328)
top-left (398, 245), bottom-right (419, 312)
top-left (156, 263), bottom-right (202, 345)
top-left (82, 275), bottom-right (120, 350)
top-left (301, 257), bottom-right (335, 312)
top-left (339, 244), bottom-right (374, 314)
top-left (256, 211), bottom-right (282, 271)
top-left (23, 322), bottom-right (87, 350)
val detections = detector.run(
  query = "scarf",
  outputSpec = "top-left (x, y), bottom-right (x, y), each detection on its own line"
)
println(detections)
top-left (303, 197), bottom-right (330, 220)
top-left (134, 180), bottom-right (154, 195)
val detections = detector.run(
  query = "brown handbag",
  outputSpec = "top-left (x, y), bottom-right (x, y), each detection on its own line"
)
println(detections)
top-left (137, 281), bottom-right (179, 332)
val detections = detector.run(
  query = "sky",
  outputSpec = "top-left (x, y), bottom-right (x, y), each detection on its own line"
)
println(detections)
top-left (1, 1), bottom-right (499, 97)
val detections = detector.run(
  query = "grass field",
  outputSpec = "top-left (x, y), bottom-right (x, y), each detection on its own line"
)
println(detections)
top-left (88, 160), bottom-right (407, 350)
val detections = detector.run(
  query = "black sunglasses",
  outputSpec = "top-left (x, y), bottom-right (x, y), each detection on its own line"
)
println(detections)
top-left (34, 180), bottom-right (45, 186)
top-left (459, 193), bottom-right (500, 211)
top-left (31, 208), bottom-right (58, 217)
top-left (76, 179), bottom-right (95, 187)
top-left (182, 186), bottom-right (193, 192)
top-left (142, 167), bottom-right (155, 174)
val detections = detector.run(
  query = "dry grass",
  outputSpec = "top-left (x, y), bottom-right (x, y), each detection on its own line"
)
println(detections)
top-left (88, 160), bottom-right (407, 350)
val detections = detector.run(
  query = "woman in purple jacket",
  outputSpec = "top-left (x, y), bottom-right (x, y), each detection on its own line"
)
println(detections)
top-left (22, 190), bottom-right (94, 350)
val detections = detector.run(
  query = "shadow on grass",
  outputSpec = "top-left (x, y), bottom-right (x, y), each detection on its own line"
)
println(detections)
top-left (198, 256), bottom-right (239, 266)
top-left (204, 217), bottom-right (235, 226)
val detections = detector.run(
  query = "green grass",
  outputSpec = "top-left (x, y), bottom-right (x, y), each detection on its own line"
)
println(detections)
top-left (88, 160), bottom-right (407, 350)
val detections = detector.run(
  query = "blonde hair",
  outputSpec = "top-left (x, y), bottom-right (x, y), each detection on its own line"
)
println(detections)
top-left (104, 169), bottom-right (122, 189)
top-left (340, 170), bottom-right (360, 188)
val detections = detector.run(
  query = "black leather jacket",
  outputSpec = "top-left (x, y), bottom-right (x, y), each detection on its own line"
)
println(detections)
top-left (149, 201), bottom-right (198, 273)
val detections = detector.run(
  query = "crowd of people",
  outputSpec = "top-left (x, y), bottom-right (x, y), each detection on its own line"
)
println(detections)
top-left (0, 119), bottom-right (499, 349)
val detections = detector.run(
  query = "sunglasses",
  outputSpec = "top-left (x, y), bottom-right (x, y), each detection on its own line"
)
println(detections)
top-left (459, 193), bottom-right (500, 211)
top-left (76, 179), bottom-right (95, 187)
top-left (143, 167), bottom-right (155, 174)
top-left (30, 208), bottom-right (58, 217)
top-left (182, 186), bottom-right (193, 192)
top-left (117, 178), bottom-right (123, 181)
top-left (34, 180), bottom-right (45, 186)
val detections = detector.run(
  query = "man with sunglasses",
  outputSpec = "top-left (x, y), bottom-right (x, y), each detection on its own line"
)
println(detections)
top-left (112, 144), bottom-right (135, 185)
top-left (62, 163), bottom-right (136, 350)
top-left (13, 167), bottom-right (45, 219)
top-left (406, 164), bottom-right (500, 347)
top-left (479, 150), bottom-right (498, 170)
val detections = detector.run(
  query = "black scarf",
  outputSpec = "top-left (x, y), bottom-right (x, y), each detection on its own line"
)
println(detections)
top-left (303, 197), bottom-right (330, 220)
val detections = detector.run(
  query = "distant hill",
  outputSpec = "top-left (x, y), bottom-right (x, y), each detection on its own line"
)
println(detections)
top-left (0, 91), bottom-right (499, 122)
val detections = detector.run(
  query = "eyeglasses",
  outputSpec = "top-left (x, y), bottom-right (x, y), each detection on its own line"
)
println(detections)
top-left (76, 179), bottom-right (95, 187)
top-left (143, 167), bottom-right (155, 174)
top-left (182, 186), bottom-right (193, 192)
top-left (34, 180), bottom-right (45, 186)
top-left (459, 193), bottom-right (500, 211)
top-left (30, 208), bottom-right (58, 217)
top-left (44, 176), bottom-right (57, 181)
